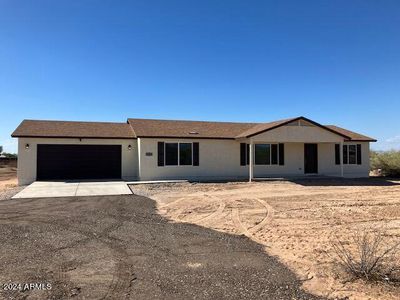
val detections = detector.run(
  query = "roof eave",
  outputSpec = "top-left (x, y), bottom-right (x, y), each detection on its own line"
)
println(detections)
top-left (136, 135), bottom-right (235, 140)
top-left (11, 135), bottom-right (137, 139)
top-left (346, 139), bottom-right (377, 142)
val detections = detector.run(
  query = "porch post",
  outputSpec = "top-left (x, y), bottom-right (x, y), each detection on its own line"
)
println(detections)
top-left (249, 140), bottom-right (254, 182)
top-left (340, 141), bottom-right (344, 177)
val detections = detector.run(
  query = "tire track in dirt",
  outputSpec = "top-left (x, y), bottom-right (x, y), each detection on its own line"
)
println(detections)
top-left (231, 206), bottom-right (267, 246)
top-left (168, 208), bottom-right (184, 220)
top-left (228, 197), bottom-right (276, 246)
top-left (158, 192), bottom-right (213, 209)
top-left (248, 198), bottom-right (274, 234)
top-left (159, 196), bottom-right (186, 208)
top-left (161, 194), bottom-right (226, 225)
top-left (193, 198), bottom-right (226, 225)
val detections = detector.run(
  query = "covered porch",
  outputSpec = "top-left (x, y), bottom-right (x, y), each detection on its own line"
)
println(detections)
top-left (236, 117), bottom-right (348, 182)
top-left (244, 141), bottom-right (345, 182)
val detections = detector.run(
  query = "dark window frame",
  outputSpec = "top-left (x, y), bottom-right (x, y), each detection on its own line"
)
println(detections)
top-left (179, 143), bottom-right (193, 165)
top-left (340, 144), bottom-right (362, 165)
top-left (255, 144), bottom-right (270, 165)
top-left (253, 143), bottom-right (282, 166)
top-left (165, 143), bottom-right (179, 166)
top-left (163, 142), bottom-right (194, 166)
top-left (348, 145), bottom-right (357, 164)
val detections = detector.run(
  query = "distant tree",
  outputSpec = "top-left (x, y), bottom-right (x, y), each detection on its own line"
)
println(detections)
top-left (0, 145), bottom-right (3, 154)
top-left (1, 152), bottom-right (17, 159)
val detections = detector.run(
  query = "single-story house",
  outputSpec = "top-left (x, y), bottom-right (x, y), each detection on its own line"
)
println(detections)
top-left (11, 116), bottom-right (376, 185)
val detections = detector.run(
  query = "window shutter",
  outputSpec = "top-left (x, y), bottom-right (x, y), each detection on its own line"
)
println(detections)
top-left (271, 144), bottom-right (278, 165)
top-left (246, 144), bottom-right (250, 165)
top-left (335, 144), bottom-right (340, 165)
top-left (357, 144), bottom-right (362, 165)
top-left (240, 143), bottom-right (246, 166)
top-left (343, 145), bottom-right (348, 164)
top-left (157, 142), bottom-right (164, 166)
top-left (278, 143), bottom-right (285, 165)
top-left (193, 142), bottom-right (199, 166)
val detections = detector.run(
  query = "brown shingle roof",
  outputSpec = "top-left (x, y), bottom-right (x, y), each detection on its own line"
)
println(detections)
top-left (127, 118), bottom-right (257, 139)
top-left (11, 120), bottom-right (136, 139)
top-left (325, 125), bottom-right (377, 142)
top-left (11, 117), bottom-right (376, 142)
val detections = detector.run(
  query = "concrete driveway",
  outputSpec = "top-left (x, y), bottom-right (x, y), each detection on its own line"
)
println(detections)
top-left (12, 181), bottom-right (132, 198)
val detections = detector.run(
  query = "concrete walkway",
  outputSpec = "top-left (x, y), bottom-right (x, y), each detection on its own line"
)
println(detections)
top-left (12, 181), bottom-right (132, 199)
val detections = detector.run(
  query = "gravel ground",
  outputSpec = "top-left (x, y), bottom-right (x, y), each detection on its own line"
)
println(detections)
top-left (0, 186), bottom-right (25, 201)
top-left (0, 194), bottom-right (325, 300)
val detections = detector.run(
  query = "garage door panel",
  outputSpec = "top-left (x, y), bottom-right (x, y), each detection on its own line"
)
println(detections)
top-left (37, 145), bottom-right (122, 180)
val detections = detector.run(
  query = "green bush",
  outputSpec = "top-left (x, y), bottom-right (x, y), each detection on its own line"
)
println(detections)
top-left (371, 150), bottom-right (400, 177)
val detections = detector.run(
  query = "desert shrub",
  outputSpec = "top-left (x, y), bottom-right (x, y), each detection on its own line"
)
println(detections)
top-left (331, 228), bottom-right (400, 284)
top-left (370, 150), bottom-right (400, 177)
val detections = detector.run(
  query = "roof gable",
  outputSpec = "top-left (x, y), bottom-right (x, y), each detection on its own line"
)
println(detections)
top-left (235, 116), bottom-right (351, 139)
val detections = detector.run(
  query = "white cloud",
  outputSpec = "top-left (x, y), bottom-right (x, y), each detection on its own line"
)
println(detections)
top-left (386, 135), bottom-right (400, 143)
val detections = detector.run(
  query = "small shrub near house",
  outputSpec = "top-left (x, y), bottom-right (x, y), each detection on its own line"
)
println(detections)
top-left (370, 150), bottom-right (400, 177)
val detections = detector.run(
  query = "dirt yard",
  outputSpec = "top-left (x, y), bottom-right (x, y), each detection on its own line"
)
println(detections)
top-left (130, 178), bottom-right (400, 300)
top-left (0, 166), bottom-right (17, 192)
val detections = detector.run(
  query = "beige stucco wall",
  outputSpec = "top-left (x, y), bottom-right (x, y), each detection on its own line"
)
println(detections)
top-left (17, 137), bottom-right (138, 185)
top-left (253, 142), bottom-right (304, 177)
top-left (318, 142), bottom-right (370, 178)
top-left (137, 138), bottom-right (248, 181)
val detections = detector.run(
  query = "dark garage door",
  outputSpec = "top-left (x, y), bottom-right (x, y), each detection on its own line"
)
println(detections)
top-left (37, 144), bottom-right (122, 180)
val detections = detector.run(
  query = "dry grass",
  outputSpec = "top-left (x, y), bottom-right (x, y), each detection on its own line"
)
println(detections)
top-left (130, 178), bottom-right (400, 300)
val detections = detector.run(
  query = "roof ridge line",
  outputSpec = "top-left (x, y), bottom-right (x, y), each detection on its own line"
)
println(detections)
top-left (128, 117), bottom-right (260, 125)
top-left (22, 119), bottom-right (128, 125)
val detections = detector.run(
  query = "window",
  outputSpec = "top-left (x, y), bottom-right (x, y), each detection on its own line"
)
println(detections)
top-left (165, 143), bottom-right (178, 165)
top-left (161, 142), bottom-right (198, 166)
top-left (255, 144), bottom-right (270, 165)
top-left (179, 143), bottom-right (192, 165)
top-left (336, 144), bottom-right (362, 165)
top-left (241, 143), bottom-right (284, 166)
top-left (254, 143), bottom-right (281, 165)
top-left (348, 145), bottom-right (356, 164)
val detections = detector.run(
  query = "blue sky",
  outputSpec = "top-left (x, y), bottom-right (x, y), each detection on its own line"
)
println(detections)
top-left (1, 0), bottom-right (399, 153)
